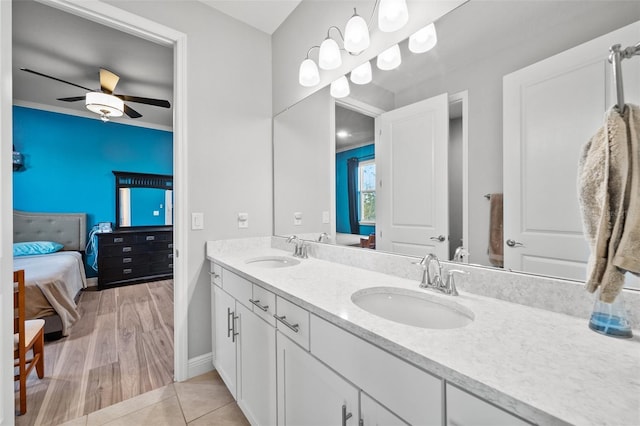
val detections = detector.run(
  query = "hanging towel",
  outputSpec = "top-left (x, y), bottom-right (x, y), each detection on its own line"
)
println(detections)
top-left (578, 104), bottom-right (638, 303)
top-left (488, 193), bottom-right (504, 267)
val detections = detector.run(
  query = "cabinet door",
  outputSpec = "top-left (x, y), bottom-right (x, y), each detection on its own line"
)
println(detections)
top-left (277, 332), bottom-right (358, 426)
top-left (361, 393), bottom-right (408, 426)
top-left (236, 303), bottom-right (277, 426)
top-left (213, 285), bottom-right (237, 397)
top-left (446, 384), bottom-right (529, 426)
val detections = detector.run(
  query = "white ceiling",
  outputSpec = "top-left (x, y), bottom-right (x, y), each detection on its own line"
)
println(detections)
top-left (198, 0), bottom-right (302, 34)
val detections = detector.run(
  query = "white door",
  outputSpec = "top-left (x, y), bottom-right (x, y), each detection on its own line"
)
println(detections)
top-left (360, 392), bottom-right (408, 426)
top-left (276, 332), bottom-right (358, 426)
top-left (236, 303), bottom-right (277, 426)
top-left (503, 21), bottom-right (640, 280)
top-left (376, 93), bottom-right (450, 258)
top-left (212, 285), bottom-right (237, 397)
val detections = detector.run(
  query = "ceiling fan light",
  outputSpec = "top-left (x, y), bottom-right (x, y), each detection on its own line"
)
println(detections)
top-left (377, 44), bottom-right (402, 70)
top-left (330, 76), bottom-right (350, 99)
top-left (344, 13), bottom-right (370, 54)
top-left (409, 23), bottom-right (437, 53)
top-left (319, 37), bottom-right (342, 70)
top-left (85, 92), bottom-right (124, 118)
top-left (299, 58), bottom-right (320, 87)
top-left (350, 61), bottom-right (372, 85)
top-left (378, 0), bottom-right (409, 33)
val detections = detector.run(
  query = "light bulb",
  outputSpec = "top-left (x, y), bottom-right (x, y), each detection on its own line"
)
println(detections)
top-left (350, 61), bottom-right (372, 85)
top-left (377, 44), bottom-right (402, 70)
top-left (344, 13), bottom-right (370, 54)
top-left (378, 0), bottom-right (408, 33)
top-left (298, 58), bottom-right (320, 87)
top-left (319, 37), bottom-right (342, 70)
top-left (409, 23), bottom-right (437, 53)
top-left (330, 76), bottom-right (350, 98)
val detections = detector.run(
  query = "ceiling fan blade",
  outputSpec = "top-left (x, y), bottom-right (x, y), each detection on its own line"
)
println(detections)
top-left (20, 67), bottom-right (93, 92)
top-left (57, 96), bottom-right (86, 102)
top-left (115, 95), bottom-right (171, 108)
top-left (100, 68), bottom-right (120, 94)
top-left (124, 104), bottom-right (142, 119)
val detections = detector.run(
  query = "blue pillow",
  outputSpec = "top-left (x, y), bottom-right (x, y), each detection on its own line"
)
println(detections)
top-left (13, 241), bottom-right (64, 257)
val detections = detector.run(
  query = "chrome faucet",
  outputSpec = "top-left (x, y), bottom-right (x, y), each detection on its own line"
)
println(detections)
top-left (286, 235), bottom-right (308, 259)
top-left (318, 232), bottom-right (330, 243)
top-left (415, 253), bottom-right (465, 296)
top-left (452, 246), bottom-right (469, 262)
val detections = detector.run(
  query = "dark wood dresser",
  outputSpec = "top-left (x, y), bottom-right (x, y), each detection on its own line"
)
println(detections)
top-left (97, 228), bottom-right (173, 290)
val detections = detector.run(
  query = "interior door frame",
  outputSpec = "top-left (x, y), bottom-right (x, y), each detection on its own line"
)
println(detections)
top-left (1, 5), bottom-right (189, 420)
top-left (337, 91), bottom-right (469, 260)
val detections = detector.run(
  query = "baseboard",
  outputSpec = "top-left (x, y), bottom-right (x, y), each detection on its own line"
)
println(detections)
top-left (187, 352), bottom-right (214, 379)
top-left (86, 277), bottom-right (98, 288)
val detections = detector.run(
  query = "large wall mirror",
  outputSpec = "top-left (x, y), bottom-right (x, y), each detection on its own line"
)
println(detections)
top-left (273, 0), bottom-right (640, 289)
top-left (114, 171), bottom-right (173, 228)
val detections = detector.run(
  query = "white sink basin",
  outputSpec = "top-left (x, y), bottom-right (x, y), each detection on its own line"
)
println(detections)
top-left (351, 287), bottom-right (474, 329)
top-left (245, 256), bottom-right (300, 268)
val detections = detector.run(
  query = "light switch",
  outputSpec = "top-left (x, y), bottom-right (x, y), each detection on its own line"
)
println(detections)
top-left (322, 211), bottom-right (330, 224)
top-left (238, 212), bottom-right (249, 229)
top-left (294, 212), bottom-right (303, 226)
top-left (191, 212), bottom-right (204, 230)
top-left (153, 210), bottom-right (160, 216)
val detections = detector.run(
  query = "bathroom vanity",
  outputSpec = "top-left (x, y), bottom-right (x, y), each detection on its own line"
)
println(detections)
top-left (207, 237), bottom-right (640, 426)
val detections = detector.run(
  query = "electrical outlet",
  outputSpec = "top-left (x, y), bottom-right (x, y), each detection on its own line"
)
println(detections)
top-left (322, 211), bottom-right (330, 224)
top-left (294, 212), bottom-right (303, 226)
top-left (191, 212), bottom-right (204, 230)
top-left (238, 212), bottom-right (249, 229)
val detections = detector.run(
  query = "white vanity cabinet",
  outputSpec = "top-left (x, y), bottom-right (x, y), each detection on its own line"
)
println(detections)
top-left (212, 284), bottom-right (238, 396)
top-left (446, 384), bottom-right (530, 426)
top-left (360, 393), bottom-right (408, 426)
top-left (276, 331), bottom-right (359, 426)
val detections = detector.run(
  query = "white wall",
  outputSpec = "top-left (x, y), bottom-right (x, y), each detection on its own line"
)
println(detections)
top-left (274, 87), bottom-right (333, 236)
top-left (102, 1), bottom-right (273, 359)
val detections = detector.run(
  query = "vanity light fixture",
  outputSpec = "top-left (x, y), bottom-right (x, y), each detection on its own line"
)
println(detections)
top-left (319, 29), bottom-right (343, 70)
top-left (299, 46), bottom-right (321, 87)
top-left (85, 91), bottom-right (124, 122)
top-left (378, 0), bottom-right (409, 33)
top-left (330, 76), bottom-right (351, 98)
top-left (377, 44), bottom-right (402, 70)
top-left (344, 9), bottom-right (370, 54)
top-left (409, 23), bottom-right (437, 53)
top-left (350, 61), bottom-right (373, 85)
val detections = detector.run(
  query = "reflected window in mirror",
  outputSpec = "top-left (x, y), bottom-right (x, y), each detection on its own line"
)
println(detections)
top-left (359, 159), bottom-right (376, 225)
top-left (114, 171), bottom-right (173, 229)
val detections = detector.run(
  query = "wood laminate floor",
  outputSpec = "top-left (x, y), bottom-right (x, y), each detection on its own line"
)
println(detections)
top-left (16, 280), bottom-right (175, 426)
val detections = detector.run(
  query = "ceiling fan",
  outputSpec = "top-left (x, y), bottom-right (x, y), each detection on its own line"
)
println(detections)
top-left (20, 67), bottom-right (171, 122)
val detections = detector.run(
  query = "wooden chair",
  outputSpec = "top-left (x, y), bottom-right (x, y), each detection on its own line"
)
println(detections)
top-left (359, 234), bottom-right (376, 249)
top-left (13, 269), bottom-right (45, 415)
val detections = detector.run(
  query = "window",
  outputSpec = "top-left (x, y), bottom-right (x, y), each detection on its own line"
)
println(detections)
top-left (359, 159), bottom-right (376, 224)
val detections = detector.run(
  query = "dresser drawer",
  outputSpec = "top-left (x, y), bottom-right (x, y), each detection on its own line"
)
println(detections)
top-left (100, 253), bottom-right (149, 268)
top-left (151, 261), bottom-right (173, 274)
top-left (275, 296), bottom-right (309, 350)
top-left (149, 251), bottom-right (174, 263)
top-left (221, 269), bottom-right (252, 309)
top-left (251, 284), bottom-right (276, 327)
top-left (101, 264), bottom-right (151, 282)
top-left (98, 233), bottom-right (137, 245)
top-left (151, 241), bottom-right (174, 251)
top-left (135, 232), bottom-right (171, 243)
top-left (100, 243), bottom-right (149, 257)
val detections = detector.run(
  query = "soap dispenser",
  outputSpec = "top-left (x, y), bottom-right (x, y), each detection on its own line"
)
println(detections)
top-left (589, 288), bottom-right (633, 338)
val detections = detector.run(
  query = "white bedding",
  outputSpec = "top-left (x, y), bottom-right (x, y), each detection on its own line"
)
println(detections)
top-left (14, 251), bottom-right (87, 335)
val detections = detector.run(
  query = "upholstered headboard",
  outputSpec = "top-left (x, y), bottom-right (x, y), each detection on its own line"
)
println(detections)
top-left (13, 210), bottom-right (87, 251)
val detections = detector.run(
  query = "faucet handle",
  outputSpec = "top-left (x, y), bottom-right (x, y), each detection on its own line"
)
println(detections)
top-left (300, 242), bottom-right (309, 259)
top-left (445, 269), bottom-right (469, 296)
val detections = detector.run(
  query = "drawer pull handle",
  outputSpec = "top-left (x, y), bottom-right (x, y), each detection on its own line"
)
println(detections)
top-left (212, 273), bottom-right (221, 280)
top-left (123, 268), bottom-right (132, 274)
top-left (249, 299), bottom-right (269, 312)
top-left (227, 308), bottom-right (233, 338)
top-left (273, 315), bottom-right (299, 333)
top-left (168, 253), bottom-right (174, 259)
top-left (168, 243), bottom-right (173, 249)
top-left (122, 247), bottom-right (132, 253)
top-left (123, 258), bottom-right (132, 263)
top-left (114, 237), bottom-right (124, 243)
top-left (342, 405), bottom-right (353, 426)
top-left (146, 236), bottom-right (155, 241)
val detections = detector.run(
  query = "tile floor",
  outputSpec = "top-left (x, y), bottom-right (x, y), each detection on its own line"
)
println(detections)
top-left (58, 370), bottom-right (249, 426)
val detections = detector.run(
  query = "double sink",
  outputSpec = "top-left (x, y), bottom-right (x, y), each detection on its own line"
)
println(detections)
top-left (245, 255), bottom-right (474, 330)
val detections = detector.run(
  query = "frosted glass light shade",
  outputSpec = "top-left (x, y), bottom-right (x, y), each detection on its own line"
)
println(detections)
top-left (344, 14), bottom-right (370, 53)
top-left (377, 44), bottom-right (402, 70)
top-left (299, 58), bottom-right (320, 87)
top-left (85, 92), bottom-right (124, 117)
top-left (350, 61), bottom-right (372, 85)
top-left (409, 23), bottom-right (437, 53)
top-left (319, 38), bottom-right (342, 70)
top-left (378, 0), bottom-right (408, 33)
top-left (330, 76), bottom-right (350, 98)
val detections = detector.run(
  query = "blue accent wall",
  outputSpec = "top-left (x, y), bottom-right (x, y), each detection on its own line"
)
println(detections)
top-left (12, 106), bottom-right (173, 275)
top-left (336, 144), bottom-right (375, 235)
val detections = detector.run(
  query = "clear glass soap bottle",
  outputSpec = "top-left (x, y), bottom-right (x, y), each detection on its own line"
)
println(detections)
top-left (589, 288), bottom-right (633, 338)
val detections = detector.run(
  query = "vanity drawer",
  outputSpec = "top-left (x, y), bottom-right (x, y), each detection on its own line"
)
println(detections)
top-left (221, 269), bottom-right (252, 309)
top-left (446, 384), bottom-right (530, 426)
top-left (275, 296), bottom-right (309, 350)
top-left (210, 262), bottom-right (223, 287)
top-left (310, 314), bottom-right (442, 426)
top-left (251, 284), bottom-right (276, 327)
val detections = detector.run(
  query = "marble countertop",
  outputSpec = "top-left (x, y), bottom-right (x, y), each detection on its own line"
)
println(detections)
top-left (207, 243), bottom-right (640, 426)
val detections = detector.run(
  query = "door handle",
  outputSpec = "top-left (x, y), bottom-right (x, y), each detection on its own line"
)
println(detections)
top-left (430, 235), bottom-right (446, 242)
top-left (506, 239), bottom-right (524, 248)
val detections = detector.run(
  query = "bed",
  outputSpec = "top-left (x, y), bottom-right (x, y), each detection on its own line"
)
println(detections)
top-left (13, 210), bottom-right (88, 337)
